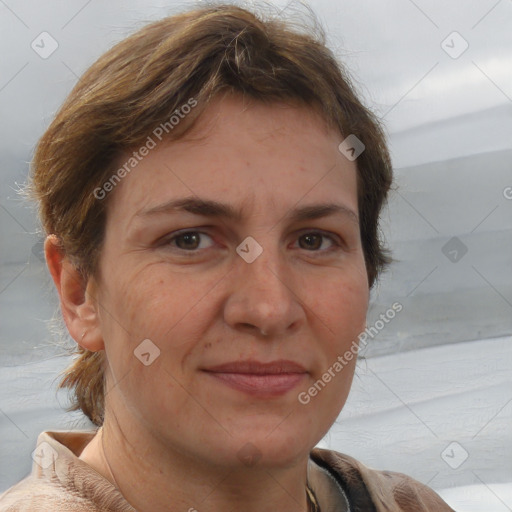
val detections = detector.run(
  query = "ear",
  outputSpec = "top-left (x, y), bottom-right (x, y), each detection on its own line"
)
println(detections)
top-left (45, 234), bottom-right (104, 352)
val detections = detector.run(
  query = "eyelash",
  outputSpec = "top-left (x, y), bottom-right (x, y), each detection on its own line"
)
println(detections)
top-left (162, 229), bottom-right (343, 255)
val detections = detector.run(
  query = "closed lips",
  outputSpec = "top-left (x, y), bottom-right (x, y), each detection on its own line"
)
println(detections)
top-left (202, 360), bottom-right (308, 374)
top-left (202, 360), bottom-right (308, 396)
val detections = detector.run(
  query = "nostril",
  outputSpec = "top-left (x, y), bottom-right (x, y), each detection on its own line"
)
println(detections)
top-left (238, 323), bottom-right (269, 337)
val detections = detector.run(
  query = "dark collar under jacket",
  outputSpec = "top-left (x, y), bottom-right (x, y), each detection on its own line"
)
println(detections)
top-left (309, 448), bottom-right (455, 511)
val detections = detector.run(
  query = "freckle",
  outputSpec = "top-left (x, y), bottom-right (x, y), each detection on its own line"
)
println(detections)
top-left (204, 342), bottom-right (212, 349)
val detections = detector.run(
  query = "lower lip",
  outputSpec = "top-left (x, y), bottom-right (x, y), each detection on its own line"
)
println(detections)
top-left (204, 372), bottom-right (306, 397)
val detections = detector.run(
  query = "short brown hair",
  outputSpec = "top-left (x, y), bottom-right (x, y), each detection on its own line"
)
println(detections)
top-left (30, 3), bottom-right (393, 426)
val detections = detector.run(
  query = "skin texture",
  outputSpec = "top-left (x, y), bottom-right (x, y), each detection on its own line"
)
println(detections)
top-left (46, 94), bottom-right (370, 512)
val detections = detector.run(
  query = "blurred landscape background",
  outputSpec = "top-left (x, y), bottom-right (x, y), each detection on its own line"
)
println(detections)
top-left (1, 1), bottom-right (511, 510)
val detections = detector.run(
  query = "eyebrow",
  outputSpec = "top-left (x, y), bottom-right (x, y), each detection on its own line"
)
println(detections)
top-left (135, 197), bottom-right (359, 225)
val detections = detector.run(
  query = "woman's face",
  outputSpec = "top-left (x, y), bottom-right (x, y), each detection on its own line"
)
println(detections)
top-left (92, 95), bottom-right (369, 469)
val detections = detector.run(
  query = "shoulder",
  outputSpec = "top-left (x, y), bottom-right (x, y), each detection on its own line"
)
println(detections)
top-left (0, 431), bottom-right (132, 512)
top-left (310, 448), bottom-right (455, 511)
top-left (0, 475), bottom-right (97, 512)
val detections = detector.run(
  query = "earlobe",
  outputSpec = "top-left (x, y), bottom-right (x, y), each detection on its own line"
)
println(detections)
top-left (44, 235), bottom-right (104, 352)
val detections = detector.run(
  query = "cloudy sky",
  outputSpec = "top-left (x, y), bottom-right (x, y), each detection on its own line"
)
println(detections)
top-left (1, 0), bottom-right (511, 167)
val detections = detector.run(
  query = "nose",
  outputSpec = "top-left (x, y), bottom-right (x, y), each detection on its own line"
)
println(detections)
top-left (223, 247), bottom-right (305, 338)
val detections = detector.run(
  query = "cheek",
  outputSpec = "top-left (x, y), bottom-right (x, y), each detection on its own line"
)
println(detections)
top-left (97, 264), bottom-right (224, 381)
top-left (97, 270), bottom-right (204, 421)
top-left (310, 271), bottom-right (368, 344)
top-left (336, 283), bottom-right (368, 336)
top-left (310, 283), bottom-right (364, 422)
top-left (320, 273), bottom-right (368, 406)
top-left (100, 265), bottom-right (199, 337)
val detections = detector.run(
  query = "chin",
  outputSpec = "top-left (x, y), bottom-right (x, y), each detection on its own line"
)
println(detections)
top-left (223, 424), bottom-right (317, 470)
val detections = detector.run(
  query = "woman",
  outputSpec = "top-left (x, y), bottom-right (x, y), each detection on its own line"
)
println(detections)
top-left (0, 4), bottom-right (455, 511)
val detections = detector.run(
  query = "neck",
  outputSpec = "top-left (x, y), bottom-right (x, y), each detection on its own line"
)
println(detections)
top-left (80, 414), bottom-right (311, 512)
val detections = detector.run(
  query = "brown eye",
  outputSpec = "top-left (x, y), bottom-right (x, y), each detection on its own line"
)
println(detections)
top-left (297, 232), bottom-right (336, 251)
top-left (175, 232), bottom-right (201, 250)
top-left (169, 231), bottom-right (214, 251)
top-left (299, 233), bottom-right (322, 250)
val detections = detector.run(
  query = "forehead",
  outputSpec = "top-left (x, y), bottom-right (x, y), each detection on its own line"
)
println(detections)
top-left (104, 95), bottom-right (358, 225)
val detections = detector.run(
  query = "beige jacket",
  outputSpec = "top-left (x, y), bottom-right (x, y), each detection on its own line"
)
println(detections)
top-left (0, 431), bottom-right (455, 511)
